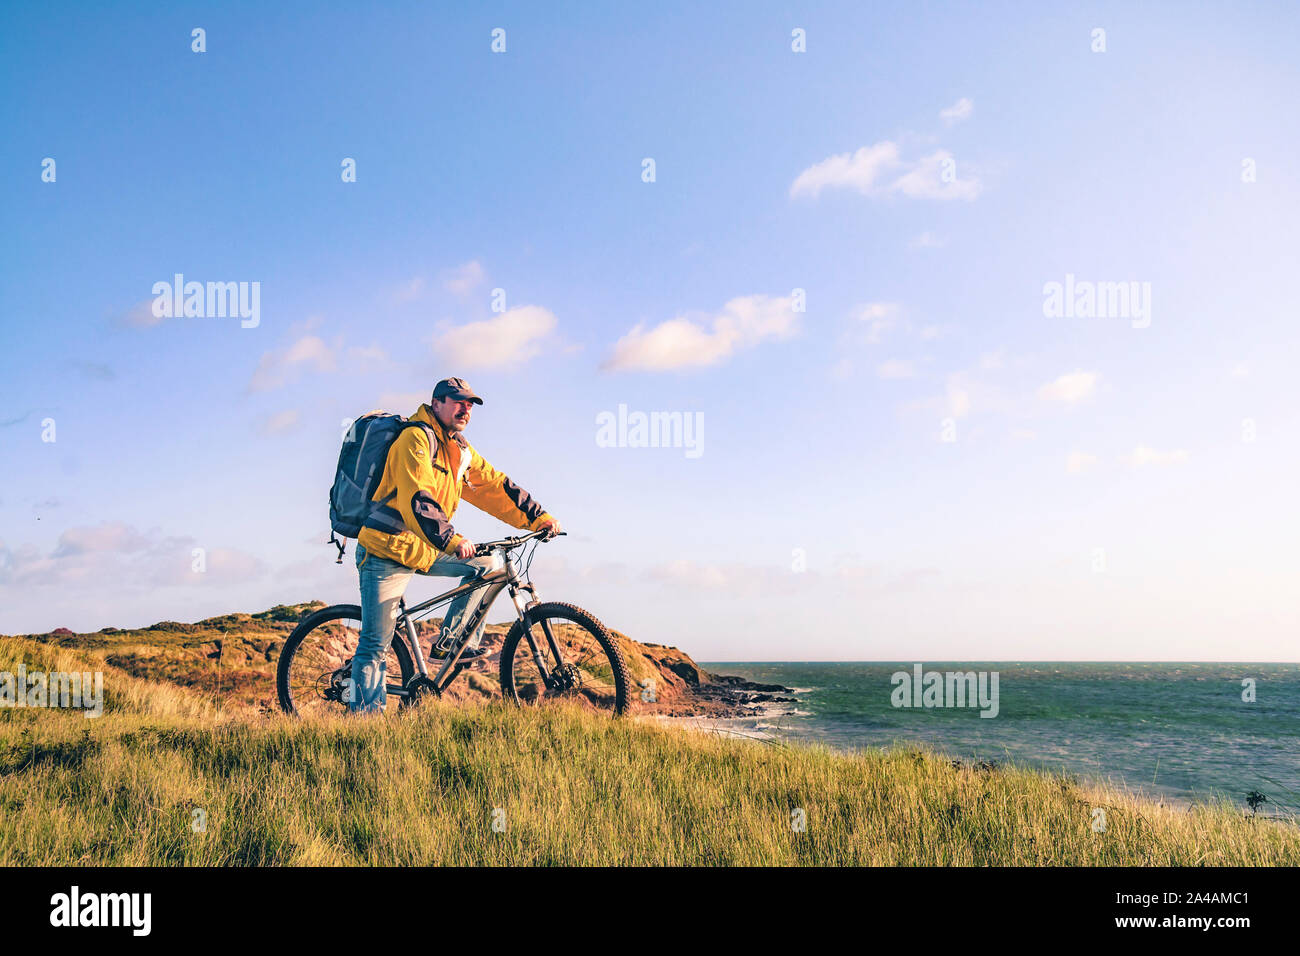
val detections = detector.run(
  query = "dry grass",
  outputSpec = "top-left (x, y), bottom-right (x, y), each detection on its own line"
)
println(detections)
top-left (1, 635), bottom-right (1296, 866)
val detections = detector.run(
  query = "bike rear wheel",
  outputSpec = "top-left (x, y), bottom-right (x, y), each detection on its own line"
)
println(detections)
top-left (276, 604), bottom-right (415, 716)
top-left (498, 602), bottom-right (629, 716)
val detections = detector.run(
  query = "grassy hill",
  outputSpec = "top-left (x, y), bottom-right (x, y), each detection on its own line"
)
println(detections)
top-left (2, 612), bottom-right (1298, 865)
top-left (8, 601), bottom-right (722, 716)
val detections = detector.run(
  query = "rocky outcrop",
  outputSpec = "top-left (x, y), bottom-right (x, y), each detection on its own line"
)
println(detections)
top-left (11, 601), bottom-right (795, 718)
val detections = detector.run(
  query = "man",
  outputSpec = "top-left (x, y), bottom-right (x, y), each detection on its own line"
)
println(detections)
top-left (349, 377), bottom-right (561, 714)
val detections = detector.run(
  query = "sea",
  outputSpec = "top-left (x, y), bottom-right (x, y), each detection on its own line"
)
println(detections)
top-left (696, 661), bottom-right (1300, 814)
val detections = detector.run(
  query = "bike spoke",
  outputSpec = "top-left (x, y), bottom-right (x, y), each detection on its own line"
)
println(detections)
top-left (508, 617), bottom-right (622, 713)
top-left (284, 616), bottom-right (407, 717)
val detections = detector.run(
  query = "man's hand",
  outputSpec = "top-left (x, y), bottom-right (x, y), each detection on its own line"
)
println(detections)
top-left (453, 539), bottom-right (475, 559)
top-left (536, 516), bottom-right (562, 537)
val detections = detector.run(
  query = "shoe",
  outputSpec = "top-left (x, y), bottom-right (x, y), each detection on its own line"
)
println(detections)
top-left (431, 641), bottom-right (489, 662)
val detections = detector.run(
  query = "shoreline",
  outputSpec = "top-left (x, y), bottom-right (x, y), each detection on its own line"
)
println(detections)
top-left (666, 674), bottom-right (1296, 824)
top-left (647, 670), bottom-right (808, 741)
top-left (657, 671), bottom-right (803, 720)
top-left (652, 709), bottom-right (1226, 818)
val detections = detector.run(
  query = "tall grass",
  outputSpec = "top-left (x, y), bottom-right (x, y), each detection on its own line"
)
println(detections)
top-left (2, 634), bottom-right (1296, 866)
top-left (2, 708), bottom-right (1296, 865)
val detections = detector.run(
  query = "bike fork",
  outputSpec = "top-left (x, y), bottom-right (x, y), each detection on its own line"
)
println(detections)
top-left (511, 583), bottom-right (566, 688)
top-left (506, 582), bottom-right (553, 681)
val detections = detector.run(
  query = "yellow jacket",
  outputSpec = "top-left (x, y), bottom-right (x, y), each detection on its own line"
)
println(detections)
top-left (356, 403), bottom-right (553, 571)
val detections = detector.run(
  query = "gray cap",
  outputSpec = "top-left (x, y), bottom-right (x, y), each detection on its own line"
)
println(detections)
top-left (432, 377), bottom-right (483, 405)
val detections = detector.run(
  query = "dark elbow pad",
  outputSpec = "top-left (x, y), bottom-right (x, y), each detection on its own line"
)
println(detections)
top-left (502, 478), bottom-right (545, 523)
top-left (411, 491), bottom-right (456, 549)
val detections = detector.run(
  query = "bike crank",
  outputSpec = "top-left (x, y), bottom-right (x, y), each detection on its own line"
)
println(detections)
top-left (405, 676), bottom-right (440, 706)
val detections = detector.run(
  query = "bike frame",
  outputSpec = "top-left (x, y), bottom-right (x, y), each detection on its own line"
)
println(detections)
top-left (390, 537), bottom-right (563, 699)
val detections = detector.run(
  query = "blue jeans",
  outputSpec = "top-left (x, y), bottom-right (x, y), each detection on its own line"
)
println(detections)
top-left (349, 542), bottom-right (504, 714)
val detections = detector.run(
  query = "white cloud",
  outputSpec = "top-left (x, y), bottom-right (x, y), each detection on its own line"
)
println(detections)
top-left (907, 358), bottom-right (1022, 426)
top-left (1, 523), bottom-right (266, 591)
top-left (791, 141), bottom-right (981, 201)
top-left (284, 335), bottom-right (333, 367)
top-left (389, 277), bottom-right (426, 305)
top-left (434, 304), bottom-right (557, 369)
top-left (940, 97), bottom-right (974, 125)
top-left (117, 299), bottom-right (163, 328)
top-left (288, 315), bottom-right (324, 336)
top-left (347, 343), bottom-right (388, 368)
top-left (650, 558), bottom-right (733, 591)
top-left (603, 294), bottom-right (798, 372)
top-left (947, 381), bottom-right (971, 418)
top-left (443, 260), bottom-right (486, 297)
top-left (856, 302), bottom-right (901, 344)
top-left (877, 359), bottom-right (914, 379)
top-left (1038, 370), bottom-right (1097, 404)
top-left (790, 141), bottom-right (902, 199)
top-left (248, 334), bottom-right (338, 392)
top-left (1066, 451), bottom-right (1098, 474)
top-left (858, 302), bottom-right (896, 320)
top-left (909, 231), bottom-right (947, 249)
top-left (1125, 446), bottom-right (1189, 468)
top-left (261, 409), bottom-right (300, 435)
top-left (53, 522), bottom-right (152, 557)
top-left (891, 150), bottom-right (982, 201)
top-left (645, 557), bottom-right (938, 598)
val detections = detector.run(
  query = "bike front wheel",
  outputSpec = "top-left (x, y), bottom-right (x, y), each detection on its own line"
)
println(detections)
top-left (498, 602), bottom-right (629, 716)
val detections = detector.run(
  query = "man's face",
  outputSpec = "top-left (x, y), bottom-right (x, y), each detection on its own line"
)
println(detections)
top-left (433, 396), bottom-right (473, 432)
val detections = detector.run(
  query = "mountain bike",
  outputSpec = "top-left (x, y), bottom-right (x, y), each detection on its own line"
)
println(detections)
top-left (276, 530), bottom-right (629, 717)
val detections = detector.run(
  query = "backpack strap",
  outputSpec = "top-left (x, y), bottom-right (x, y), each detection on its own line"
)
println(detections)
top-left (401, 420), bottom-right (441, 469)
top-left (367, 420), bottom-right (441, 513)
top-left (328, 530), bottom-right (347, 563)
top-left (404, 420), bottom-right (439, 445)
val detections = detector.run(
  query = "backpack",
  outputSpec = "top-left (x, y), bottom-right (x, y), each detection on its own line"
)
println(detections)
top-left (327, 411), bottom-right (435, 562)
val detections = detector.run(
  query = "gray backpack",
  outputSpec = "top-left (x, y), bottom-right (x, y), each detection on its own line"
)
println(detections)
top-left (327, 411), bottom-right (435, 561)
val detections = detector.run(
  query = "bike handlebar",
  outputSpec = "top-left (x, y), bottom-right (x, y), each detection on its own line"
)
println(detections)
top-left (473, 529), bottom-right (565, 557)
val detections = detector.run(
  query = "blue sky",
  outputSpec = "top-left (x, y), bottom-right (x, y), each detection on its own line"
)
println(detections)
top-left (2, 1), bottom-right (1298, 660)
